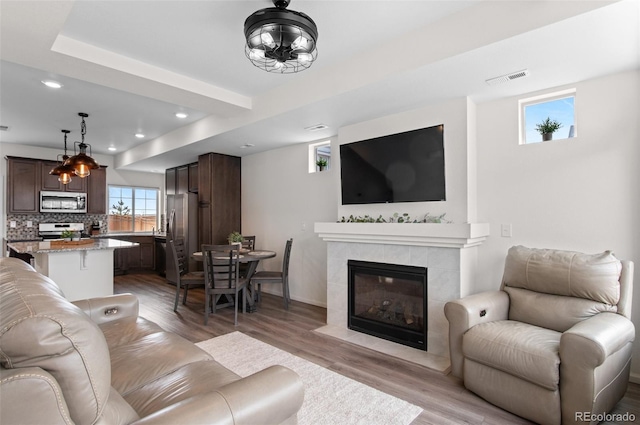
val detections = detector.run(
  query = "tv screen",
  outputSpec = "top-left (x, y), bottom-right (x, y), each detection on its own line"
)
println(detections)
top-left (340, 124), bottom-right (446, 205)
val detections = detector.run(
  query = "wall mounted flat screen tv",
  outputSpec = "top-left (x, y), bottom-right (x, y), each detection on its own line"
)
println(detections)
top-left (340, 124), bottom-right (446, 205)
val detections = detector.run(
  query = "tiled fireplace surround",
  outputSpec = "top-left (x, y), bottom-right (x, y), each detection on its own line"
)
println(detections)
top-left (314, 222), bottom-right (489, 373)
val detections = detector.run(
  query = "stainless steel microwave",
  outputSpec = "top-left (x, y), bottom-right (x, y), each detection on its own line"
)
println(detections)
top-left (40, 191), bottom-right (87, 213)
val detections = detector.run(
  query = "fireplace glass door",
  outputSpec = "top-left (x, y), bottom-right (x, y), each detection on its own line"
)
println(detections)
top-left (348, 260), bottom-right (427, 351)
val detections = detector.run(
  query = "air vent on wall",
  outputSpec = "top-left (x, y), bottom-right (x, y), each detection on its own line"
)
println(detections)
top-left (304, 123), bottom-right (329, 132)
top-left (0, 125), bottom-right (9, 131)
top-left (485, 69), bottom-right (530, 86)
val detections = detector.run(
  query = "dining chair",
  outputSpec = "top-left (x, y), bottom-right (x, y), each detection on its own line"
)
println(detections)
top-left (202, 244), bottom-right (248, 325)
top-left (241, 235), bottom-right (256, 251)
top-left (251, 238), bottom-right (293, 310)
top-left (239, 235), bottom-right (256, 278)
top-left (168, 238), bottom-right (205, 312)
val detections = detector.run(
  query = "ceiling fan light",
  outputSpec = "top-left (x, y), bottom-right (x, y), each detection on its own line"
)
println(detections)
top-left (244, 0), bottom-right (318, 74)
top-left (249, 48), bottom-right (266, 60)
top-left (291, 35), bottom-right (308, 50)
top-left (297, 53), bottom-right (312, 63)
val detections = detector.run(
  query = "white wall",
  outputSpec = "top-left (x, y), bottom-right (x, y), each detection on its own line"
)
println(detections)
top-left (475, 69), bottom-right (640, 379)
top-left (242, 141), bottom-right (337, 307)
top-left (336, 97), bottom-right (474, 224)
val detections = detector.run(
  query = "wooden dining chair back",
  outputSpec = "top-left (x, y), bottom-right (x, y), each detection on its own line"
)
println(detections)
top-left (239, 236), bottom-right (256, 278)
top-left (251, 238), bottom-right (293, 310)
top-left (202, 244), bottom-right (248, 325)
top-left (168, 238), bottom-right (205, 312)
top-left (241, 236), bottom-right (256, 251)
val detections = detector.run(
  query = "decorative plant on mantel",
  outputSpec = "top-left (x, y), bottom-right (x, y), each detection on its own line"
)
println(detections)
top-left (535, 117), bottom-right (563, 141)
top-left (338, 212), bottom-right (450, 224)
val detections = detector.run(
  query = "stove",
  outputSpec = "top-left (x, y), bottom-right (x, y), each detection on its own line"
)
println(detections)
top-left (38, 223), bottom-right (88, 240)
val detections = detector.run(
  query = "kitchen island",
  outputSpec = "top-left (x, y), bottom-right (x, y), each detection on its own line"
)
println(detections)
top-left (6, 238), bottom-right (138, 301)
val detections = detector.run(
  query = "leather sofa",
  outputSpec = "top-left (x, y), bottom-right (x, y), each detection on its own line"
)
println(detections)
top-left (0, 257), bottom-right (304, 425)
top-left (445, 246), bottom-right (634, 425)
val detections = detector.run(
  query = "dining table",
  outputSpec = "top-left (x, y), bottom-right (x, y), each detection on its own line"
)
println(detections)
top-left (191, 248), bottom-right (276, 313)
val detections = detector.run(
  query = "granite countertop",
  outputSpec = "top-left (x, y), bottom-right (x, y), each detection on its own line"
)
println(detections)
top-left (7, 238), bottom-right (139, 254)
top-left (93, 232), bottom-right (167, 239)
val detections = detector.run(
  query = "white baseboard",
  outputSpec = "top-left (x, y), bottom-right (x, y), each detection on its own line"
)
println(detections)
top-left (630, 372), bottom-right (640, 384)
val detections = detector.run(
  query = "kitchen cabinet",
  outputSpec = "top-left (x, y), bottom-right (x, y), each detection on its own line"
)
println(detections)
top-left (188, 162), bottom-right (198, 193)
top-left (7, 157), bottom-right (40, 213)
top-left (165, 167), bottom-right (176, 195)
top-left (87, 166), bottom-right (107, 214)
top-left (111, 235), bottom-right (155, 273)
top-left (41, 160), bottom-right (87, 193)
top-left (177, 165), bottom-right (189, 194)
top-left (198, 153), bottom-right (241, 246)
top-left (6, 156), bottom-right (105, 214)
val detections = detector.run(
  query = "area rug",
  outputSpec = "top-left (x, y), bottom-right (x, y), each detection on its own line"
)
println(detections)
top-left (196, 332), bottom-right (423, 425)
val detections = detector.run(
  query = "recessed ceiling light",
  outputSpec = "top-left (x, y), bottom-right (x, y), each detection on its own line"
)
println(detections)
top-left (240, 143), bottom-right (255, 149)
top-left (175, 112), bottom-right (188, 119)
top-left (108, 146), bottom-right (117, 151)
top-left (135, 133), bottom-right (145, 138)
top-left (41, 80), bottom-right (63, 89)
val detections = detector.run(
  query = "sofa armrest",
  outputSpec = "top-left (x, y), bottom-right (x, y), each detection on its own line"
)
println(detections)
top-left (131, 365), bottom-right (304, 425)
top-left (444, 291), bottom-right (509, 378)
top-left (560, 312), bottom-right (635, 368)
top-left (560, 312), bottom-right (635, 423)
top-left (1, 367), bottom-right (72, 425)
top-left (72, 293), bottom-right (139, 325)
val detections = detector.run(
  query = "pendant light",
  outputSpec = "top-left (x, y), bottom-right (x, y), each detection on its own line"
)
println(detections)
top-left (49, 129), bottom-right (75, 185)
top-left (244, 0), bottom-right (318, 73)
top-left (64, 112), bottom-right (99, 178)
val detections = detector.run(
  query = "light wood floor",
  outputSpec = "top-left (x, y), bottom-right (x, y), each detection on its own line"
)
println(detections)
top-left (115, 272), bottom-right (640, 425)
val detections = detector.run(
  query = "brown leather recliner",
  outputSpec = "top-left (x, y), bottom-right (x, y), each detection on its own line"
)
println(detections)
top-left (445, 246), bottom-right (634, 425)
top-left (0, 257), bottom-right (304, 425)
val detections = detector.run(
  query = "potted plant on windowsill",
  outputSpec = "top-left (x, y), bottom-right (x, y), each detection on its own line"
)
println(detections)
top-left (316, 158), bottom-right (327, 171)
top-left (535, 117), bottom-right (563, 141)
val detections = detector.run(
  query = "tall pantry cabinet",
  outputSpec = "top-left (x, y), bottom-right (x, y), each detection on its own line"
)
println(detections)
top-left (197, 153), bottom-right (241, 246)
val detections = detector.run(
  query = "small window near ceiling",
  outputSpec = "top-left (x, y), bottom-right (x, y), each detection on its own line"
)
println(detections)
top-left (519, 89), bottom-right (576, 144)
top-left (309, 140), bottom-right (331, 173)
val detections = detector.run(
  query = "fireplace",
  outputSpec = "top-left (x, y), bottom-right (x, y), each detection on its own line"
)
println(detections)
top-left (348, 260), bottom-right (427, 351)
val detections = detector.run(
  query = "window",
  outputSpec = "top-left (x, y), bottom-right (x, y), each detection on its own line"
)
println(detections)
top-left (519, 89), bottom-right (576, 144)
top-left (308, 140), bottom-right (331, 173)
top-left (108, 185), bottom-right (159, 233)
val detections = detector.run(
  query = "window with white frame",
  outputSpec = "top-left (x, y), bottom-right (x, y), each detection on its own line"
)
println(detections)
top-left (308, 140), bottom-right (331, 173)
top-left (108, 185), bottom-right (159, 233)
top-left (519, 89), bottom-right (576, 144)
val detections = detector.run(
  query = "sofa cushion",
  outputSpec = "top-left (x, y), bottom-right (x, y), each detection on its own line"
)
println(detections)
top-left (110, 331), bottom-right (213, 396)
top-left (505, 287), bottom-right (617, 332)
top-left (99, 316), bottom-right (165, 349)
top-left (124, 360), bottom-right (241, 417)
top-left (502, 246), bottom-right (621, 305)
top-left (463, 320), bottom-right (561, 390)
top-left (0, 260), bottom-right (112, 425)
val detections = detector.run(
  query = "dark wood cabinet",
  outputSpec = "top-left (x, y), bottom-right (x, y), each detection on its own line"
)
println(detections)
top-left (87, 166), bottom-right (107, 214)
top-left (198, 153), bottom-right (241, 246)
top-left (188, 163), bottom-right (198, 193)
top-left (7, 157), bottom-right (40, 213)
top-left (41, 160), bottom-right (87, 192)
top-left (112, 236), bottom-right (154, 272)
top-left (177, 165), bottom-right (189, 194)
top-left (165, 168), bottom-right (176, 196)
top-left (7, 156), bottom-right (104, 214)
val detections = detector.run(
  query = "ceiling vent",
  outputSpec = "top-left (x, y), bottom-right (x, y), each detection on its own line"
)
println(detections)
top-left (0, 125), bottom-right (9, 131)
top-left (485, 69), bottom-right (530, 86)
top-left (304, 123), bottom-right (329, 132)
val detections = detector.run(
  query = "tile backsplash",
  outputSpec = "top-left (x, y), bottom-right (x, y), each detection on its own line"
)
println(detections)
top-left (6, 214), bottom-right (108, 241)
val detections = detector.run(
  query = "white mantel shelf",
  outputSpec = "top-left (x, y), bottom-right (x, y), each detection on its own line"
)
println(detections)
top-left (314, 222), bottom-right (490, 248)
